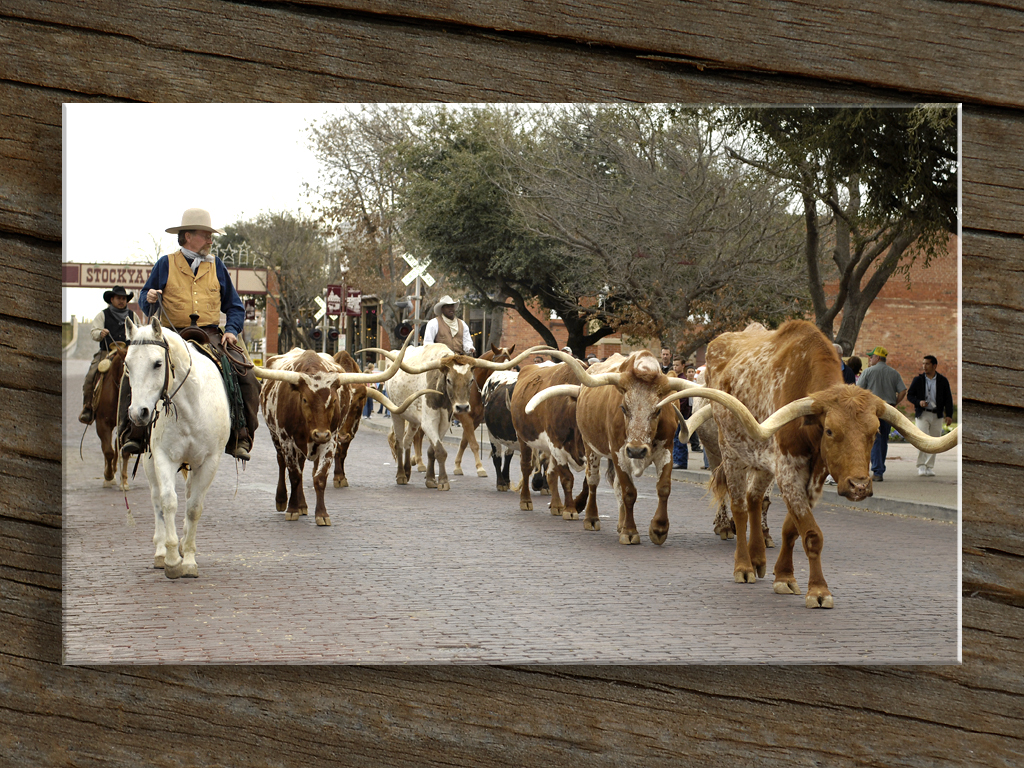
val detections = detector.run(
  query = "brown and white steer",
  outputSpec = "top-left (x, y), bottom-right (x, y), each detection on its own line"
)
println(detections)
top-left (254, 335), bottom-right (427, 524)
top-left (330, 350), bottom-right (369, 489)
top-left (659, 319), bottom-right (960, 608)
top-left (451, 344), bottom-right (516, 477)
top-left (526, 351), bottom-right (700, 543)
top-left (372, 344), bottom-right (542, 491)
top-left (511, 361), bottom-right (591, 519)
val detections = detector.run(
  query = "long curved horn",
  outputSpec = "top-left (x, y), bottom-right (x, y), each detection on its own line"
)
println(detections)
top-left (334, 324), bottom-right (420, 384)
top-left (355, 345), bottom-right (446, 375)
top-left (365, 386), bottom-right (442, 414)
top-left (682, 403), bottom-right (714, 437)
top-left (883, 404), bottom-right (960, 453)
top-left (470, 345), bottom-right (555, 370)
top-left (656, 388), bottom-right (815, 442)
top-left (251, 365), bottom-right (305, 386)
top-left (525, 384), bottom-right (582, 414)
top-left (539, 350), bottom-right (621, 387)
top-left (666, 377), bottom-right (702, 391)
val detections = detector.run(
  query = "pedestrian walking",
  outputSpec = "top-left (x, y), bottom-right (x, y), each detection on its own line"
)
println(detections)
top-left (857, 345), bottom-right (907, 482)
top-left (907, 355), bottom-right (954, 476)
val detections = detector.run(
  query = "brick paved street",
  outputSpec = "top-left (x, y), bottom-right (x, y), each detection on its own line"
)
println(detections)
top-left (63, 359), bottom-right (959, 664)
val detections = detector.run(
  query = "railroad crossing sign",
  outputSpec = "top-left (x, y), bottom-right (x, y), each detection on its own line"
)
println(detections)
top-left (313, 295), bottom-right (326, 321)
top-left (401, 254), bottom-right (435, 287)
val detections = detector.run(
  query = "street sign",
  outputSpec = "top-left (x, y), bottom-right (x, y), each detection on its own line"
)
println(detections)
top-left (326, 284), bottom-right (343, 316)
top-left (401, 254), bottom-right (435, 287)
top-left (313, 296), bottom-right (326, 321)
top-left (345, 288), bottom-right (362, 316)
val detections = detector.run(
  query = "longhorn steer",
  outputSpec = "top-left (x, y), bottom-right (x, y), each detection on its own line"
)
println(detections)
top-left (659, 319), bottom-right (960, 608)
top-left (373, 344), bottom-right (542, 491)
top-left (254, 334), bottom-right (424, 524)
top-left (451, 344), bottom-right (516, 477)
top-left (527, 351), bottom-right (697, 543)
top-left (511, 361), bottom-right (592, 520)
top-left (481, 370), bottom-right (520, 492)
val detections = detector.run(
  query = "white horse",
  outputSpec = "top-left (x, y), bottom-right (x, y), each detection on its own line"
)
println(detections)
top-left (123, 316), bottom-right (231, 579)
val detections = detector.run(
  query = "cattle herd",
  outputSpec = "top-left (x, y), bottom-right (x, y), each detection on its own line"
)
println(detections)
top-left (116, 318), bottom-right (959, 609)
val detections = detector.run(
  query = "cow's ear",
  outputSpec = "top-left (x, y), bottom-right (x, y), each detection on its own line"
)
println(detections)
top-left (801, 401), bottom-right (826, 428)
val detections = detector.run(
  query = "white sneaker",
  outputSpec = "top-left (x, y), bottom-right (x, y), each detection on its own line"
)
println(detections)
top-left (924, 467), bottom-right (935, 477)
top-left (825, 474), bottom-right (837, 485)
top-left (918, 466), bottom-right (929, 476)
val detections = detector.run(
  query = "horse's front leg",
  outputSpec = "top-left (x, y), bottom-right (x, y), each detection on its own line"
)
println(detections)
top-left (146, 453), bottom-right (178, 572)
top-left (172, 458), bottom-right (221, 579)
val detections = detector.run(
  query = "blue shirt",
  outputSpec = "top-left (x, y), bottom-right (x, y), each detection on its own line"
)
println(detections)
top-left (140, 253), bottom-right (246, 336)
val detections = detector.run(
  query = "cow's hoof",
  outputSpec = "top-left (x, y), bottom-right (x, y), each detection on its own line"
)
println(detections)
top-left (396, 476), bottom-right (408, 486)
top-left (454, 467), bottom-right (464, 476)
top-left (549, 505), bottom-right (563, 516)
top-left (562, 509), bottom-right (578, 521)
top-left (773, 579), bottom-right (800, 595)
top-left (521, 500), bottom-right (533, 511)
top-left (618, 531), bottom-right (641, 545)
top-left (154, 555), bottom-right (165, 569)
top-left (276, 501), bottom-right (287, 512)
top-left (806, 592), bottom-right (834, 609)
top-left (649, 526), bottom-right (668, 545)
top-left (477, 467), bottom-right (488, 477)
top-left (764, 531), bottom-right (775, 548)
top-left (285, 512), bottom-right (300, 521)
top-left (300, 507), bottom-right (308, 516)
top-left (316, 515), bottom-right (331, 526)
top-left (437, 480), bottom-right (450, 491)
top-left (540, 488), bottom-right (550, 496)
top-left (734, 569), bottom-right (757, 583)
top-left (334, 477), bottom-right (348, 488)
top-left (584, 518), bottom-right (600, 531)
top-left (496, 484), bottom-right (508, 492)
top-left (425, 478), bottom-right (437, 489)
top-left (416, 463), bottom-right (427, 473)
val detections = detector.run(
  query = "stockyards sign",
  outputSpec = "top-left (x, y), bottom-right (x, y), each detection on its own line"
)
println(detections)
top-left (62, 263), bottom-right (270, 295)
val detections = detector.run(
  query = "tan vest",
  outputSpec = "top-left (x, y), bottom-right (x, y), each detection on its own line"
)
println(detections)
top-left (161, 251), bottom-right (222, 329)
top-left (433, 317), bottom-right (466, 354)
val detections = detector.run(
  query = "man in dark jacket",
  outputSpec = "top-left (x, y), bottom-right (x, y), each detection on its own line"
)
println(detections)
top-left (79, 286), bottom-right (140, 424)
top-left (906, 355), bottom-right (954, 477)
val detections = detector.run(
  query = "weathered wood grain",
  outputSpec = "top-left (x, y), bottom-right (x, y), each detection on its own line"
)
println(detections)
top-left (288, 0), bottom-right (1024, 108)
top-left (2, 1), bottom-right (1022, 765)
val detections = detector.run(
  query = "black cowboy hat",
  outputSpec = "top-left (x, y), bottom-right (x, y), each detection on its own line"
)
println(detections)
top-left (103, 285), bottom-right (134, 303)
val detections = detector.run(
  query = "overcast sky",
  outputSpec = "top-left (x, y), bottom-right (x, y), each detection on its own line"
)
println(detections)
top-left (62, 102), bottom-right (349, 322)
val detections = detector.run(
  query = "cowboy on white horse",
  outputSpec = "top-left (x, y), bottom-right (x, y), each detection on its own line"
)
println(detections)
top-left (118, 208), bottom-right (260, 460)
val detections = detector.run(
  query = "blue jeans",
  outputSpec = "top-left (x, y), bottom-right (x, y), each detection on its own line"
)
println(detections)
top-left (364, 397), bottom-right (374, 418)
top-left (871, 419), bottom-right (892, 477)
top-left (673, 429), bottom-right (688, 468)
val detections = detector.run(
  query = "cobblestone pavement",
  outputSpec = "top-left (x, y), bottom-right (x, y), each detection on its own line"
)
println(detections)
top-left (63, 359), bottom-right (959, 665)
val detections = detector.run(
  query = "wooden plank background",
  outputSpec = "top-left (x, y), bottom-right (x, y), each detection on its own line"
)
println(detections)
top-left (4, 1), bottom-right (1021, 764)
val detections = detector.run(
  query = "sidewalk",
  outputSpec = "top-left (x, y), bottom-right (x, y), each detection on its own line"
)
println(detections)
top-left (358, 414), bottom-right (960, 522)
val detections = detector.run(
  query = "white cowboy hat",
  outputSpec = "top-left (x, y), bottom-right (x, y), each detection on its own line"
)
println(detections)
top-left (433, 295), bottom-right (460, 317)
top-left (165, 207), bottom-right (225, 235)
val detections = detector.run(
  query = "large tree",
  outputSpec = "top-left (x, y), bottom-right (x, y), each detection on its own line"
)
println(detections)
top-left (307, 105), bottom-right (432, 344)
top-left (494, 104), bottom-right (810, 357)
top-left (400, 105), bottom-right (619, 355)
top-left (724, 106), bottom-right (958, 355)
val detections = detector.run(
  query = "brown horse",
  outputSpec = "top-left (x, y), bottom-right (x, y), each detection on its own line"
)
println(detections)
top-left (408, 345), bottom-right (516, 476)
top-left (92, 342), bottom-right (130, 490)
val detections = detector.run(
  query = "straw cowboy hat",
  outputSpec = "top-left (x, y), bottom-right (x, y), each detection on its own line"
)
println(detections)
top-left (165, 207), bottom-right (225, 235)
top-left (433, 295), bottom-right (461, 317)
top-left (103, 285), bottom-right (134, 303)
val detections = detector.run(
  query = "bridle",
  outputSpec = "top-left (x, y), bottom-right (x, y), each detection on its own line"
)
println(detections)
top-left (128, 334), bottom-right (192, 422)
